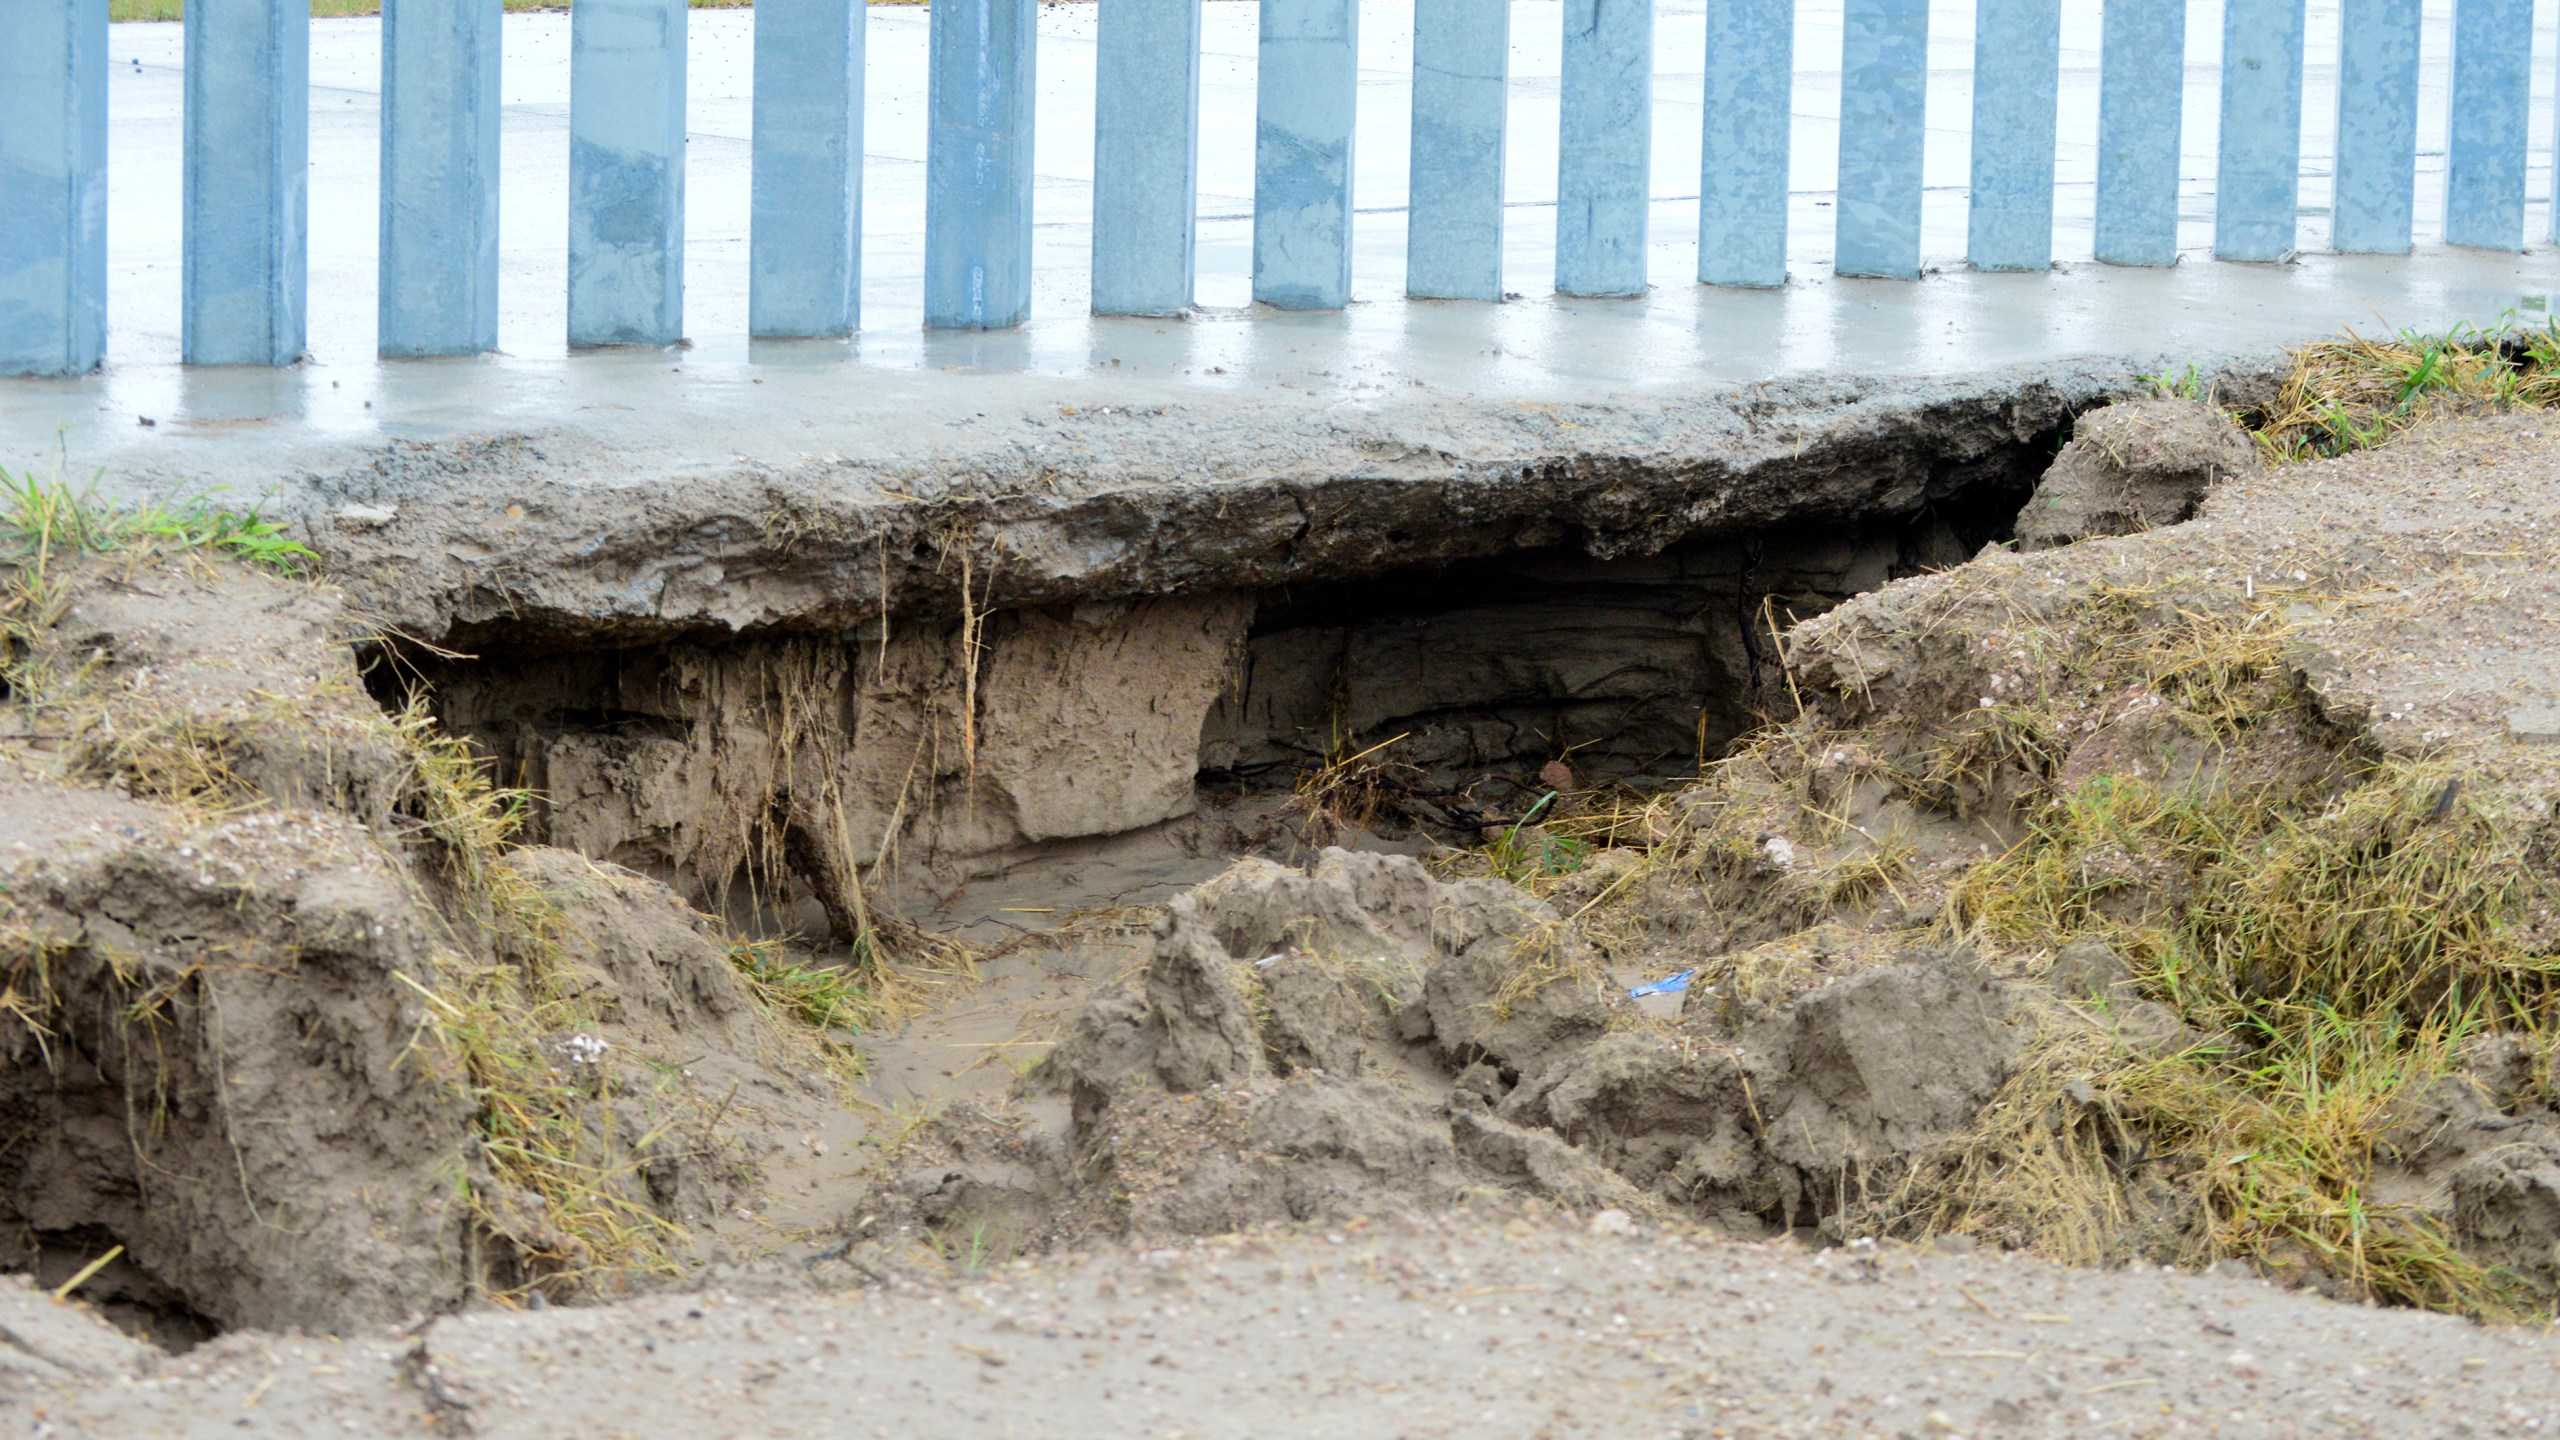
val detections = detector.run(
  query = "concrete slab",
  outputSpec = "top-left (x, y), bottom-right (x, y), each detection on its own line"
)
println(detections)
top-left (0, 0), bottom-right (2554, 568)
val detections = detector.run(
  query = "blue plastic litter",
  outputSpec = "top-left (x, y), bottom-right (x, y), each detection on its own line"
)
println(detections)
top-left (1627, 969), bottom-right (1696, 999)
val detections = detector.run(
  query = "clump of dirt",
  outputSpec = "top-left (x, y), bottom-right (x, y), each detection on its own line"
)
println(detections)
top-left (0, 536), bottom-right (850, 1335)
top-left (2012, 397), bottom-right (2261, 550)
top-left (862, 849), bottom-right (2021, 1256)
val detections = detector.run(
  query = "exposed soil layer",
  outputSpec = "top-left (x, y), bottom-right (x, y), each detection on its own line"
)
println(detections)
top-left (11, 378), bottom-right (2560, 1427)
top-left (414, 508), bottom-right (2004, 926)
top-left (833, 405), bottom-right (2560, 1321)
top-left (0, 557), bottom-right (852, 1336)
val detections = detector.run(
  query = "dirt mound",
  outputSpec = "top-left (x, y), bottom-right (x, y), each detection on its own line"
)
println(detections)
top-left (0, 550), bottom-right (843, 1334)
top-left (1553, 408), bottom-right (2560, 1317)
top-left (2012, 397), bottom-right (2261, 550)
top-left (870, 849), bottom-right (2019, 1253)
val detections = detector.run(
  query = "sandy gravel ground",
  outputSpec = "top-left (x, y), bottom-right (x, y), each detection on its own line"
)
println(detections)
top-left (5, 1212), bottom-right (2554, 1439)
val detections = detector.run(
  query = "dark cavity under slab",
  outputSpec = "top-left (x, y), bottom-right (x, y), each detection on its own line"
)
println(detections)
top-left (400, 483), bottom-right (2033, 932)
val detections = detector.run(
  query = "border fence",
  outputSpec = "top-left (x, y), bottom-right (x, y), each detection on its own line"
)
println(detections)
top-left (0, 0), bottom-right (2548, 376)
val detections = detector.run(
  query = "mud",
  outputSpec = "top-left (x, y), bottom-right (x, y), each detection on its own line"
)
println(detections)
top-left (10, 370), bottom-right (2560, 1426)
top-left (0, 557), bottom-right (848, 1335)
top-left (859, 850), bottom-right (2021, 1259)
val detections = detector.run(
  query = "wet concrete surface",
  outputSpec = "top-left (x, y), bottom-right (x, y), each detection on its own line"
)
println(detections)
top-left (1, 2), bottom-right (2556, 543)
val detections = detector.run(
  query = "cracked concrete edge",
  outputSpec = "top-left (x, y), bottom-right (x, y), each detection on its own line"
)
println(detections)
top-left (120, 351), bottom-right (2279, 648)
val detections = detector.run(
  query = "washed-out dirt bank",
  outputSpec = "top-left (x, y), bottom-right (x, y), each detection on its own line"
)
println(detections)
top-left (413, 509), bottom-right (2000, 925)
top-left (0, 369), bottom-right (2082, 1342)
top-left (282, 362), bottom-right (2116, 931)
top-left (11, 352), bottom-right (2560, 1429)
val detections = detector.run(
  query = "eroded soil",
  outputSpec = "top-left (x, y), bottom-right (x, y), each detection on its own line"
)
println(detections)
top-left (8, 396), bottom-right (2560, 1432)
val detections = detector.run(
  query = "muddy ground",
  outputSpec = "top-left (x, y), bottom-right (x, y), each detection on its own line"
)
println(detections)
top-left (7, 369), bottom-right (2560, 1431)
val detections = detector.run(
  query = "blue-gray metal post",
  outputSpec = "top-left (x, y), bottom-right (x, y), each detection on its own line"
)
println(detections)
top-left (568, 0), bottom-right (688, 348)
top-left (1092, 0), bottom-right (1203, 316)
top-left (0, 0), bottom-right (108, 378)
top-left (2442, 0), bottom-right (2532, 252)
top-left (183, 0), bottom-right (309, 367)
top-left (2330, 0), bottom-right (2419, 255)
top-left (2212, 0), bottom-right (2306, 263)
top-left (1557, 0), bottom-right (1654, 297)
top-left (1406, 0), bottom-right (1508, 302)
top-left (2093, 0), bottom-right (2185, 266)
top-left (1253, 0), bottom-right (1358, 311)
top-left (1966, 0), bottom-right (2060, 271)
top-left (380, 0), bottom-right (502, 358)
top-left (752, 0), bottom-right (866, 336)
top-left (1698, 0), bottom-right (1792, 288)
top-left (1835, 0), bottom-right (1927, 280)
top-left (925, 0), bottom-right (1037, 329)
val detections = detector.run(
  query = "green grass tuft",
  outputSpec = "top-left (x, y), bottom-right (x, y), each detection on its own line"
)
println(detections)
top-left (2255, 319), bottom-right (2560, 461)
top-left (3, 462), bottom-right (312, 578)
top-left (727, 937), bottom-right (872, 1035)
